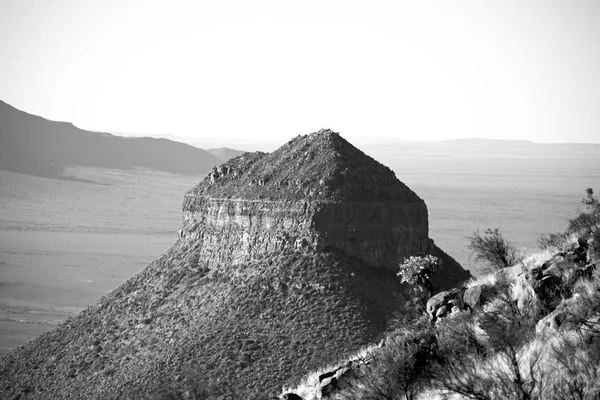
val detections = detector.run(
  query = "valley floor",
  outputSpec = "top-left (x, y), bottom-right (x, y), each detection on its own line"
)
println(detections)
top-left (0, 167), bottom-right (199, 355)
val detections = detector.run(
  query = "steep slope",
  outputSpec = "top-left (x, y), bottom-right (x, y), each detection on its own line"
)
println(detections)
top-left (0, 248), bottom-right (402, 399)
top-left (0, 100), bottom-right (222, 178)
top-left (0, 129), bottom-right (469, 399)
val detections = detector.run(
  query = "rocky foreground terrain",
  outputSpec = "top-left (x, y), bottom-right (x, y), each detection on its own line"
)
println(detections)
top-left (282, 190), bottom-right (600, 400)
top-left (0, 130), bottom-right (469, 399)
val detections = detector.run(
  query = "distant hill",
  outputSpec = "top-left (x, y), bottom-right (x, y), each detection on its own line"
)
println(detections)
top-left (0, 100), bottom-right (222, 179)
top-left (356, 136), bottom-right (600, 158)
top-left (206, 147), bottom-right (245, 162)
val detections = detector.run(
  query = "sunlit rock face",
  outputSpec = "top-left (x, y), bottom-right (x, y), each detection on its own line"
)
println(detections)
top-left (180, 129), bottom-right (430, 270)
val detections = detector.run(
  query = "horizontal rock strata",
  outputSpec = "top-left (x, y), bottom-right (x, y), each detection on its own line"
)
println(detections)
top-left (181, 196), bottom-right (428, 270)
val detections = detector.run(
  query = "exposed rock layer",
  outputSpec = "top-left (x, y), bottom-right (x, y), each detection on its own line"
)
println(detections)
top-left (181, 197), bottom-right (428, 270)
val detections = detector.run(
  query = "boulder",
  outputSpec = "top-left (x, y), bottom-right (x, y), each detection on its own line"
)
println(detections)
top-left (542, 256), bottom-right (574, 279)
top-left (427, 291), bottom-right (451, 317)
top-left (427, 288), bottom-right (465, 321)
top-left (435, 305), bottom-right (449, 319)
top-left (463, 284), bottom-right (487, 310)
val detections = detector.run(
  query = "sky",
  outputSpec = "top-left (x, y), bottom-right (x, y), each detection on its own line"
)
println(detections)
top-left (1, 0), bottom-right (599, 148)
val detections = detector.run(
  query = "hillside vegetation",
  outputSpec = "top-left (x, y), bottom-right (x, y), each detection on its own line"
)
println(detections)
top-left (0, 246), bottom-right (406, 399)
top-left (281, 189), bottom-right (600, 400)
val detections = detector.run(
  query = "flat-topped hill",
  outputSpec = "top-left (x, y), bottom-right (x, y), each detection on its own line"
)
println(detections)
top-left (0, 129), bottom-right (470, 399)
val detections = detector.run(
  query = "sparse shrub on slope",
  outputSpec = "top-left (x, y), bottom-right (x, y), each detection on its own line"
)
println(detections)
top-left (548, 332), bottom-right (600, 400)
top-left (537, 230), bottom-right (574, 254)
top-left (330, 255), bottom-right (599, 400)
top-left (334, 279), bottom-right (544, 400)
top-left (431, 274), bottom-right (544, 400)
top-left (556, 279), bottom-right (600, 336)
top-left (321, 189), bottom-right (600, 400)
top-left (467, 228), bottom-right (523, 272)
top-left (136, 249), bottom-right (401, 399)
top-left (338, 318), bottom-right (436, 400)
top-left (533, 280), bottom-right (600, 399)
top-left (588, 225), bottom-right (600, 267)
top-left (570, 188), bottom-right (600, 235)
top-left (539, 188), bottom-right (600, 252)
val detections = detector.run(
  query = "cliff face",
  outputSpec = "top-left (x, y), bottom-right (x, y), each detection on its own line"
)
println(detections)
top-left (180, 197), bottom-right (428, 271)
top-left (0, 129), bottom-right (470, 400)
top-left (180, 130), bottom-right (430, 271)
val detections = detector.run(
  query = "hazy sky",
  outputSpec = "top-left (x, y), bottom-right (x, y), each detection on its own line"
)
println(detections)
top-left (1, 0), bottom-right (599, 146)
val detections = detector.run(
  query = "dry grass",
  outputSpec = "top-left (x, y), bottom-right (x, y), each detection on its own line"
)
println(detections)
top-left (464, 271), bottom-right (499, 288)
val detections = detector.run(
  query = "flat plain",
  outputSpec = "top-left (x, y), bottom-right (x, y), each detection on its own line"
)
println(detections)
top-left (0, 167), bottom-right (199, 356)
top-left (1, 142), bottom-right (599, 355)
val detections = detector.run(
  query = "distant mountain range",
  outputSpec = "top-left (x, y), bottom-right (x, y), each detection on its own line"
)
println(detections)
top-left (0, 100), bottom-right (242, 180)
top-left (206, 147), bottom-right (245, 162)
top-left (3, 98), bottom-right (598, 182)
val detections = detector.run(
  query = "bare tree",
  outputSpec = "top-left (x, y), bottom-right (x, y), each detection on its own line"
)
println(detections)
top-left (339, 327), bottom-right (437, 400)
top-left (467, 228), bottom-right (522, 271)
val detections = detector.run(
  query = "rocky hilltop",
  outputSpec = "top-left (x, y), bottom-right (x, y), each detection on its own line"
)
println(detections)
top-left (182, 130), bottom-right (432, 271)
top-left (0, 129), bottom-right (469, 399)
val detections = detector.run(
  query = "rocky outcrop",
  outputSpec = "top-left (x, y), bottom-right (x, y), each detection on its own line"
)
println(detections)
top-left (529, 239), bottom-right (595, 311)
top-left (0, 129), bottom-right (469, 399)
top-left (463, 284), bottom-right (488, 310)
top-left (426, 282), bottom-right (498, 322)
top-left (281, 348), bottom-right (378, 400)
top-left (426, 288), bottom-right (465, 322)
top-left (180, 197), bottom-right (428, 271)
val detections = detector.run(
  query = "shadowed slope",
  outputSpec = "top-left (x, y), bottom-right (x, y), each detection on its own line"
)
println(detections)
top-left (0, 100), bottom-right (221, 179)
